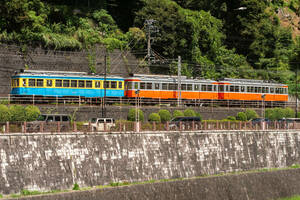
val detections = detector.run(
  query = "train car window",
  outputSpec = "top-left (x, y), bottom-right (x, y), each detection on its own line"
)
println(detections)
top-left (194, 84), bottom-right (199, 91)
top-left (47, 80), bottom-right (53, 87)
top-left (162, 83), bottom-right (168, 90)
top-left (37, 79), bottom-right (43, 87)
top-left (134, 82), bottom-right (139, 89)
top-left (230, 86), bottom-right (234, 92)
top-left (78, 80), bottom-right (85, 88)
top-left (270, 88), bottom-right (274, 93)
top-left (219, 85), bottom-right (224, 92)
top-left (266, 87), bottom-right (269, 93)
top-left (86, 80), bottom-right (92, 88)
top-left (258, 87), bottom-right (262, 93)
top-left (29, 79), bottom-right (36, 87)
top-left (201, 85), bottom-right (207, 91)
top-left (235, 86), bottom-right (239, 92)
top-left (225, 85), bottom-right (228, 91)
top-left (104, 81), bottom-right (110, 89)
top-left (71, 80), bottom-right (77, 88)
top-left (22, 79), bottom-right (27, 87)
top-left (207, 85), bottom-right (212, 91)
top-left (118, 82), bottom-right (122, 89)
top-left (155, 83), bottom-right (160, 90)
top-left (280, 88), bottom-right (284, 94)
top-left (169, 83), bottom-right (175, 90)
top-left (95, 81), bottom-right (101, 88)
top-left (140, 82), bottom-right (146, 89)
top-left (110, 81), bottom-right (117, 89)
top-left (181, 84), bottom-right (187, 90)
top-left (56, 80), bottom-right (62, 87)
top-left (275, 88), bottom-right (280, 94)
top-left (146, 82), bottom-right (152, 89)
top-left (241, 86), bottom-right (245, 92)
top-left (284, 88), bottom-right (288, 94)
top-left (55, 116), bottom-right (61, 122)
top-left (63, 80), bottom-right (70, 87)
top-left (187, 84), bottom-right (192, 91)
top-left (254, 87), bottom-right (258, 93)
top-left (247, 86), bottom-right (250, 92)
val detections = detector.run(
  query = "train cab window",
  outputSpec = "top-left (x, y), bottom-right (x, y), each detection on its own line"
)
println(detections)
top-left (201, 85), bottom-right (207, 91)
top-left (29, 79), bottom-right (36, 87)
top-left (95, 81), bottom-right (101, 88)
top-left (162, 83), bottom-right (168, 90)
top-left (71, 80), bottom-right (77, 88)
top-left (37, 79), bottom-right (43, 87)
top-left (118, 82), bottom-right (122, 89)
top-left (155, 83), bottom-right (160, 90)
top-left (194, 84), bottom-right (199, 91)
top-left (86, 80), bottom-right (92, 88)
top-left (187, 84), bottom-right (192, 91)
top-left (47, 80), bottom-right (52, 87)
top-left (13, 79), bottom-right (19, 87)
top-left (241, 86), bottom-right (245, 92)
top-left (181, 84), bottom-right (187, 91)
top-left (284, 88), bottom-right (288, 94)
top-left (270, 88), bottom-right (274, 93)
top-left (207, 85), bottom-right (212, 91)
top-left (134, 82), bottom-right (139, 89)
top-left (230, 86), bottom-right (234, 92)
top-left (140, 82), bottom-right (146, 89)
top-left (219, 85), bottom-right (224, 92)
top-left (56, 80), bottom-right (62, 87)
top-left (235, 86), bottom-right (239, 92)
top-left (146, 82), bottom-right (152, 89)
top-left (63, 80), bottom-right (70, 88)
top-left (78, 80), bottom-right (85, 88)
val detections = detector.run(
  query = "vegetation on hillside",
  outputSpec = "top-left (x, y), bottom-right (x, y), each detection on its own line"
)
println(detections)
top-left (0, 0), bottom-right (299, 94)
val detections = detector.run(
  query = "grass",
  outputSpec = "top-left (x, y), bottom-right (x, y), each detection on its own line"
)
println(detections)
top-left (279, 196), bottom-right (300, 200)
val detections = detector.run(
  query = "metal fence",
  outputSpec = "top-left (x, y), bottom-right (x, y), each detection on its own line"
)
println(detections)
top-left (0, 121), bottom-right (299, 134)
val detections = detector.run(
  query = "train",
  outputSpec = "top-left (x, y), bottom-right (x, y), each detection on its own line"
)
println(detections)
top-left (10, 70), bottom-right (289, 105)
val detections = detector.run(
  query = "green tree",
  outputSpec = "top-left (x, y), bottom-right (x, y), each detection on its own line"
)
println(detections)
top-left (9, 105), bottom-right (26, 122)
top-left (183, 109), bottom-right (196, 117)
top-left (127, 108), bottom-right (144, 122)
top-left (245, 109), bottom-right (258, 120)
top-left (0, 105), bottom-right (10, 122)
top-left (158, 109), bottom-right (172, 122)
top-left (236, 112), bottom-right (247, 121)
top-left (25, 105), bottom-right (41, 121)
top-left (148, 113), bottom-right (161, 122)
top-left (173, 110), bottom-right (184, 118)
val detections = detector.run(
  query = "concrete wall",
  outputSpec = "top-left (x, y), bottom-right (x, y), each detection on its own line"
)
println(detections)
top-left (0, 131), bottom-right (299, 195)
top-left (12, 168), bottom-right (300, 200)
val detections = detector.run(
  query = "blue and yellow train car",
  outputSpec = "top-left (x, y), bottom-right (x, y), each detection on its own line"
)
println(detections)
top-left (11, 70), bottom-right (124, 98)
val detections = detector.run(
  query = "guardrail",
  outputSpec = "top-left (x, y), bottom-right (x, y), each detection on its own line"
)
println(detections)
top-left (0, 95), bottom-right (295, 108)
top-left (0, 121), bottom-right (299, 134)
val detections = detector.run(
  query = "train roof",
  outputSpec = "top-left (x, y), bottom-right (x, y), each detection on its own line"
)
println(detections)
top-left (13, 70), bottom-right (124, 79)
top-left (219, 78), bottom-right (287, 86)
top-left (125, 74), bottom-right (216, 83)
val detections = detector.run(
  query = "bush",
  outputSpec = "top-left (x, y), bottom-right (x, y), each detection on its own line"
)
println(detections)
top-left (148, 113), bottom-right (161, 122)
top-left (72, 183), bottom-right (80, 190)
top-left (226, 116), bottom-right (236, 121)
top-left (183, 109), bottom-right (196, 117)
top-left (25, 105), bottom-right (41, 121)
top-left (9, 105), bottom-right (26, 122)
top-left (195, 112), bottom-right (203, 121)
top-left (245, 109), bottom-right (258, 120)
top-left (266, 107), bottom-right (295, 120)
top-left (158, 109), bottom-right (172, 122)
top-left (283, 107), bottom-right (295, 118)
top-left (0, 105), bottom-right (10, 122)
top-left (173, 110), bottom-right (184, 118)
top-left (127, 108), bottom-right (144, 122)
top-left (236, 112), bottom-right (247, 121)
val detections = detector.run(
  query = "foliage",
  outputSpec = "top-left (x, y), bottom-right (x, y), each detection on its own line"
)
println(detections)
top-left (173, 110), bottom-right (184, 118)
top-left (25, 105), bottom-right (41, 121)
top-left (0, 105), bottom-right (10, 122)
top-left (148, 113), bottom-right (161, 122)
top-left (21, 189), bottom-right (42, 196)
top-left (236, 112), bottom-right (247, 121)
top-left (265, 107), bottom-right (295, 120)
top-left (183, 109), bottom-right (196, 117)
top-left (226, 116), bottom-right (236, 121)
top-left (127, 108), bottom-right (144, 122)
top-left (158, 109), bottom-right (172, 122)
top-left (72, 183), bottom-right (80, 190)
top-left (9, 105), bottom-right (26, 122)
top-left (245, 109), bottom-right (258, 120)
top-left (195, 112), bottom-right (203, 121)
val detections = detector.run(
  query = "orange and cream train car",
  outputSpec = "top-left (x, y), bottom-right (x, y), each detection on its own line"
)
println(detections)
top-left (124, 74), bottom-right (288, 104)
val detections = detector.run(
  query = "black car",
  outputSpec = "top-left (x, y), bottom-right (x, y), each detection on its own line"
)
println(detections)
top-left (250, 118), bottom-right (271, 126)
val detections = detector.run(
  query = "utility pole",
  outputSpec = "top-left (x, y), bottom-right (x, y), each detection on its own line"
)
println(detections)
top-left (145, 19), bottom-right (158, 65)
top-left (177, 56), bottom-right (181, 107)
top-left (102, 50), bottom-right (107, 118)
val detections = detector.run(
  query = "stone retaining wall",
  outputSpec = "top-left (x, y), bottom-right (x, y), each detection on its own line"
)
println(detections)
top-left (0, 130), bottom-right (299, 195)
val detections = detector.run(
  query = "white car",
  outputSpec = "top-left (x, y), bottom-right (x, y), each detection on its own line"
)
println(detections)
top-left (84, 118), bottom-right (115, 131)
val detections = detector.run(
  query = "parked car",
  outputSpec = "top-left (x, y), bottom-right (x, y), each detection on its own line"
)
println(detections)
top-left (84, 118), bottom-right (115, 131)
top-left (37, 114), bottom-right (71, 122)
top-left (169, 117), bottom-right (201, 130)
top-left (250, 118), bottom-right (271, 127)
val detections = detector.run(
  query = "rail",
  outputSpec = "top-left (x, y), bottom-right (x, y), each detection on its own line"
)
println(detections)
top-left (0, 95), bottom-right (296, 108)
top-left (0, 121), bottom-right (299, 134)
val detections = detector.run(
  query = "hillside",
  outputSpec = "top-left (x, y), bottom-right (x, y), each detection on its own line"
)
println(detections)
top-left (0, 0), bottom-right (299, 94)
